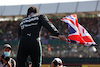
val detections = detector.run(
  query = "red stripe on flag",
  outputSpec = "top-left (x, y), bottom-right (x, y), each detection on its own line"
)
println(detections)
top-left (64, 18), bottom-right (75, 25)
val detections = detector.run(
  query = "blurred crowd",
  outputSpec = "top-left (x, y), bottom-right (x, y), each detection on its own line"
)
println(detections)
top-left (0, 21), bottom-right (19, 41)
top-left (0, 17), bottom-right (100, 41)
top-left (0, 17), bottom-right (100, 58)
top-left (42, 44), bottom-right (100, 58)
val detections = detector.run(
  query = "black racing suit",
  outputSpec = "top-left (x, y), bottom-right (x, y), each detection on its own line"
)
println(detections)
top-left (17, 14), bottom-right (59, 67)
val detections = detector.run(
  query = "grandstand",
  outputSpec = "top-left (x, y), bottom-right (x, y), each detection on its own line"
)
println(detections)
top-left (0, 0), bottom-right (100, 67)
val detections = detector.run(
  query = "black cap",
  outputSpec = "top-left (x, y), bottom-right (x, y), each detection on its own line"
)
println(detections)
top-left (27, 6), bottom-right (38, 16)
top-left (3, 44), bottom-right (11, 50)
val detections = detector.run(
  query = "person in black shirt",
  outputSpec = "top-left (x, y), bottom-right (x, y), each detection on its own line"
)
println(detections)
top-left (17, 6), bottom-right (66, 67)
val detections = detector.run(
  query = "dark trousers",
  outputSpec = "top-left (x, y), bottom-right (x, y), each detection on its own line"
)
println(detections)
top-left (16, 38), bottom-right (42, 67)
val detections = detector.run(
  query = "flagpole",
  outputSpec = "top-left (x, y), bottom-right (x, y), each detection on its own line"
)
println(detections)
top-left (50, 36), bottom-right (59, 39)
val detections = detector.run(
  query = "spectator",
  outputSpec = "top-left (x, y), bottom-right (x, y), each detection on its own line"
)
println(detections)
top-left (0, 43), bottom-right (16, 67)
top-left (51, 58), bottom-right (63, 67)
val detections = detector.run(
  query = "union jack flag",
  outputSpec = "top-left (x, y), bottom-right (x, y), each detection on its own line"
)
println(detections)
top-left (61, 14), bottom-right (96, 46)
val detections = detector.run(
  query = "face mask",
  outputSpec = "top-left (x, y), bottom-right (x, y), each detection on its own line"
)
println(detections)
top-left (4, 52), bottom-right (10, 57)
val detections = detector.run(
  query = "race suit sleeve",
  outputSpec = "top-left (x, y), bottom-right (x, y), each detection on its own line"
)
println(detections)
top-left (39, 15), bottom-right (59, 37)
